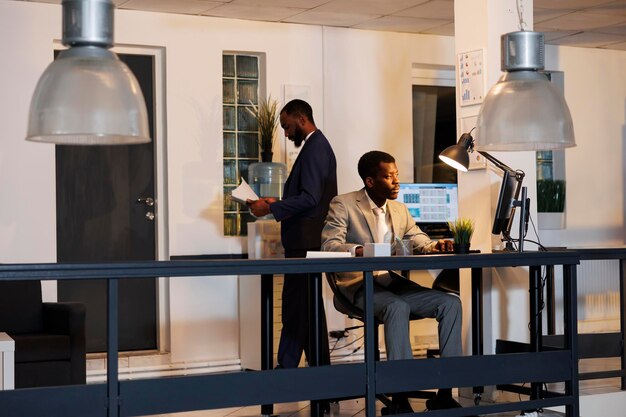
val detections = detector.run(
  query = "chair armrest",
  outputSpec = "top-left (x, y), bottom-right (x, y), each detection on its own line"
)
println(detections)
top-left (42, 302), bottom-right (85, 336)
top-left (43, 302), bottom-right (87, 384)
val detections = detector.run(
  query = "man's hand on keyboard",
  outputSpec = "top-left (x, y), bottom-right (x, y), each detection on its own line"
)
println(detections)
top-left (431, 239), bottom-right (454, 252)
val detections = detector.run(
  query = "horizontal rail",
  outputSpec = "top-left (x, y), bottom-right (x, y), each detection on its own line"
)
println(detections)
top-left (0, 251), bottom-right (580, 281)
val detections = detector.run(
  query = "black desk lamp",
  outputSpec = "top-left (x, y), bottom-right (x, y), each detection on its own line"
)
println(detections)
top-left (439, 131), bottom-right (530, 252)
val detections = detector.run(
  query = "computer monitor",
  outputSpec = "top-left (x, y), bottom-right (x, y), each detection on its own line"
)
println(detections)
top-left (492, 169), bottom-right (523, 240)
top-left (397, 183), bottom-right (458, 238)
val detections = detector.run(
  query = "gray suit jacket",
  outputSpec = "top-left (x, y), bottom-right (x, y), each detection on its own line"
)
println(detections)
top-left (321, 188), bottom-right (436, 302)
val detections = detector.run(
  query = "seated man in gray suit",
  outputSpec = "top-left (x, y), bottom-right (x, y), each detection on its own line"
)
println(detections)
top-left (321, 150), bottom-right (463, 413)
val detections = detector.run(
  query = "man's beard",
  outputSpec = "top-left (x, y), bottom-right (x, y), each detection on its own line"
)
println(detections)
top-left (292, 125), bottom-right (305, 147)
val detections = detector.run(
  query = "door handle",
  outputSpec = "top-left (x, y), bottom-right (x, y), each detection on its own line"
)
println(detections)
top-left (137, 197), bottom-right (155, 207)
top-left (145, 211), bottom-right (155, 221)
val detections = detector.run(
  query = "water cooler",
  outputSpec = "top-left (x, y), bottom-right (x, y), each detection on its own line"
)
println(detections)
top-left (247, 162), bottom-right (286, 219)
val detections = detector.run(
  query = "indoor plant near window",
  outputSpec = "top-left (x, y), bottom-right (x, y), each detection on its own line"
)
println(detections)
top-left (248, 96), bottom-right (279, 162)
top-left (448, 217), bottom-right (474, 254)
top-left (537, 179), bottom-right (566, 229)
top-left (246, 96), bottom-right (286, 218)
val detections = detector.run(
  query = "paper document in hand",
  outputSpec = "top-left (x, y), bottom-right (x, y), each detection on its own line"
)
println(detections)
top-left (230, 178), bottom-right (259, 205)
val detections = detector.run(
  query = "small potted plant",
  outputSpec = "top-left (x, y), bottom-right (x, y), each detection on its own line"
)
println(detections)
top-left (448, 217), bottom-right (475, 254)
top-left (537, 179), bottom-right (566, 229)
top-left (248, 95), bottom-right (279, 162)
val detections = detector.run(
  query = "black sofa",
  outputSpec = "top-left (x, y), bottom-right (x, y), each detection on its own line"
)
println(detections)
top-left (0, 280), bottom-right (86, 388)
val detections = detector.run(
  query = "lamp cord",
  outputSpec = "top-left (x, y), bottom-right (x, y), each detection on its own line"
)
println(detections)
top-left (516, 0), bottom-right (528, 31)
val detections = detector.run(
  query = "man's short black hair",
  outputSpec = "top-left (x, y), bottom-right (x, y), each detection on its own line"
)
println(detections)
top-left (280, 99), bottom-right (315, 125)
top-left (358, 151), bottom-right (396, 181)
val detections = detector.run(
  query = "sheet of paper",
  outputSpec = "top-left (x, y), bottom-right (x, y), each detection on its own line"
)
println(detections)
top-left (230, 178), bottom-right (259, 205)
top-left (306, 251), bottom-right (352, 258)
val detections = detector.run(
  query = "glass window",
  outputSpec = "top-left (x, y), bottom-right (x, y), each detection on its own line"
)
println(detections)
top-left (223, 133), bottom-right (236, 158)
top-left (237, 80), bottom-right (258, 105)
top-left (223, 53), bottom-right (260, 236)
top-left (222, 55), bottom-right (235, 77)
top-left (223, 79), bottom-right (235, 104)
top-left (236, 55), bottom-right (259, 78)
top-left (536, 151), bottom-right (553, 180)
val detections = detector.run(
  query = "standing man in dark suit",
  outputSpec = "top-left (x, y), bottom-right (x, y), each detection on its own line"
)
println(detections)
top-left (248, 99), bottom-right (337, 369)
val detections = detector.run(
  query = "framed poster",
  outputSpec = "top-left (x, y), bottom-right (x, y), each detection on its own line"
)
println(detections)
top-left (458, 50), bottom-right (484, 107)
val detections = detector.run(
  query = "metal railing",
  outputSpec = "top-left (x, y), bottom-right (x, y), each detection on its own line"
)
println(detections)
top-left (0, 251), bottom-right (581, 417)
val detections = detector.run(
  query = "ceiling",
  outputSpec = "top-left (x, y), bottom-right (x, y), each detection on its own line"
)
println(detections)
top-left (20, 0), bottom-right (626, 50)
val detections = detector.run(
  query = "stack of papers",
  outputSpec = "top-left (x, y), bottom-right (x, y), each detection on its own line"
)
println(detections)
top-left (306, 251), bottom-right (352, 258)
top-left (230, 179), bottom-right (259, 205)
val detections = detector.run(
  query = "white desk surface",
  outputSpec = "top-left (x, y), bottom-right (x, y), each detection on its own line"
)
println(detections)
top-left (0, 332), bottom-right (15, 349)
top-left (0, 332), bottom-right (15, 390)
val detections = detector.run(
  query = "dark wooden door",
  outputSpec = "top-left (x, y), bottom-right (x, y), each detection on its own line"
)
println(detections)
top-left (56, 53), bottom-right (157, 352)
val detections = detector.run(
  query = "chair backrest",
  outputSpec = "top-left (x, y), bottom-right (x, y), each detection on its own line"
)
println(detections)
top-left (325, 272), bottom-right (366, 321)
top-left (432, 269), bottom-right (460, 295)
top-left (0, 281), bottom-right (44, 334)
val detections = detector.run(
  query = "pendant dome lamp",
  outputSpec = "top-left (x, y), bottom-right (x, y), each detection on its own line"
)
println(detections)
top-left (475, 30), bottom-right (575, 151)
top-left (26, 0), bottom-right (150, 145)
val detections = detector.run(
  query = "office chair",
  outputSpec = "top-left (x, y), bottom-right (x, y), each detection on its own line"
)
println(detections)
top-left (326, 271), bottom-right (445, 414)
top-left (0, 280), bottom-right (86, 388)
top-left (431, 269), bottom-right (459, 296)
top-left (425, 269), bottom-right (460, 358)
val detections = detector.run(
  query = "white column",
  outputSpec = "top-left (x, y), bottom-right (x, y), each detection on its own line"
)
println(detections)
top-left (454, 0), bottom-right (536, 401)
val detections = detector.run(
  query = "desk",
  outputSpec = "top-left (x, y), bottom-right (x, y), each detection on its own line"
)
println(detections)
top-left (0, 332), bottom-right (14, 390)
top-left (259, 251), bottom-right (578, 417)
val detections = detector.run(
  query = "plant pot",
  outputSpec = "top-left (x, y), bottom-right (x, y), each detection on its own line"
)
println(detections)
top-left (538, 212), bottom-right (565, 230)
top-left (453, 243), bottom-right (470, 254)
top-left (261, 151), bottom-right (273, 163)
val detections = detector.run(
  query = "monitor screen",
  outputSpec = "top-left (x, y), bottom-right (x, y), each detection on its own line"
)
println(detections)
top-left (397, 183), bottom-right (459, 224)
top-left (492, 169), bottom-right (523, 237)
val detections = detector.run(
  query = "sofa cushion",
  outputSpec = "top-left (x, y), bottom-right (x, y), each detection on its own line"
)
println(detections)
top-left (13, 334), bottom-right (71, 363)
top-left (0, 281), bottom-right (44, 334)
top-left (15, 361), bottom-right (72, 389)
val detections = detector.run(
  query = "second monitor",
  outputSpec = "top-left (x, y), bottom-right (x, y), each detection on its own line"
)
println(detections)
top-left (397, 183), bottom-right (459, 239)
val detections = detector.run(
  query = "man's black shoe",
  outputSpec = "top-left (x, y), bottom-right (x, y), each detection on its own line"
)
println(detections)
top-left (425, 396), bottom-right (462, 410)
top-left (381, 396), bottom-right (413, 415)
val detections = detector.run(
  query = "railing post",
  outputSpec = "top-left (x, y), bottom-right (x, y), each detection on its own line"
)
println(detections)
top-left (309, 272), bottom-right (323, 417)
top-left (471, 267), bottom-right (484, 399)
top-left (363, 270), bottom-right (376, 417)
top-left (529, 265), bottom-right (543, 400)
top-left (260, 273), bottom-right (274, 417)
top-left (563, 263), bottom-right (579, 417)
top-left (619, 258), bottom-right (626, 391)
top-left (107, 278), bottom-right (119, 417)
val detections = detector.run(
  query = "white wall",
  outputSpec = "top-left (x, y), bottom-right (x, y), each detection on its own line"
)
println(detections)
top-left (541, 44), bottom-right (626, 248)
top-left (1, 1), bottom-right (625, 368)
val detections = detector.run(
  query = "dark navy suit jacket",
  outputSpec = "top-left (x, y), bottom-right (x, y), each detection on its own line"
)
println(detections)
top-left (270, 130), bottom-right (337, 251)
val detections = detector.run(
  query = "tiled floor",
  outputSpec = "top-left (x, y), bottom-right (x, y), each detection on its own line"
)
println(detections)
top-left (145, 358), bottom-right (622, 417)
top-left (146, 396), bottom-right (571, 417)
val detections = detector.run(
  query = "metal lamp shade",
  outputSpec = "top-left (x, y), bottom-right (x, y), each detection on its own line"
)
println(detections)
top-left (26, 47), bottom-right (150, 145)
top-left (439, 145), bottom-right (470, 172)
top-left (26, 0), bottom-right (150, 145)
top-left (475, 31), bottom-right (575, 151)
top-left (475, 71), bottom-right (575, 151)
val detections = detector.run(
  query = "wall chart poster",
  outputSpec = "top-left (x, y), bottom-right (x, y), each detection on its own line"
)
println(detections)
top-left (458, 50), bottom-right (484, 107)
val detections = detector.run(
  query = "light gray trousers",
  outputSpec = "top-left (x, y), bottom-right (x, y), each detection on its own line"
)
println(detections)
top-left (354, 275), bottom-right (462, 360)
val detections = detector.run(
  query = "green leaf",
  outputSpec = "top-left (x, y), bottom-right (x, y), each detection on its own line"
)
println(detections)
top-left (447, 217), bottom-right (474, 244)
